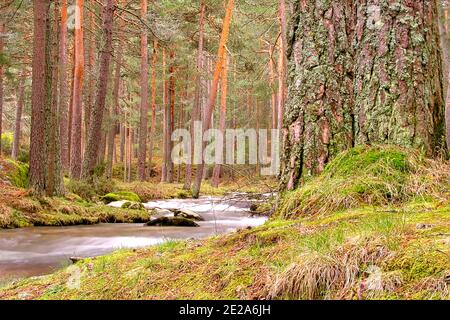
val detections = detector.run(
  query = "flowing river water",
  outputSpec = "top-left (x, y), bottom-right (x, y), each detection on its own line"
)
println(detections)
top-left (0, 196), bottom-right (268, 283)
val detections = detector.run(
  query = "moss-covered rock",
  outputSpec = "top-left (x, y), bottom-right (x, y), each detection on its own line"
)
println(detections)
top-left (101, 191), bottom-right (141, 204)
top-left (146, 216), bottom-right (199, 227)
top-left (121, 201), bottom-right (145, 210)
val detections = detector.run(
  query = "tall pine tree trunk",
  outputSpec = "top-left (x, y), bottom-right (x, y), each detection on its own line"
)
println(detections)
top-left (12, 73), bottom-right (26, 160)
top-left (82, 0), bottom-right (115, 180)
top-left (45, 2), bottom-right (64, 196)
top-left (212, 54), bottom-right (228, 187)
top-left (137, 0), bottom-right (148, 181)
top-left (184, 0), bottom-right (205, 190)
top-left (30, 0), bottom-right (50, 194)
top-left (59, 0), bottom-right (69, 172)
top-left (70, 0), bottom-right (85, 180)
top-left (0, 22), bottom-right (4, 155)
top-left (106, 0), bottom-right (125, 180)
top-left (148, 39), bottom-right (158, 173)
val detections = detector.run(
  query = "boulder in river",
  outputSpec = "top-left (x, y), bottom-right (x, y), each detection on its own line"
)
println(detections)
top-left (171, 209), bottom-right (204, 221)
top-left (146, 216), bottom-right (199, 227)
top-left (121, 201), bottom-right (145, 210)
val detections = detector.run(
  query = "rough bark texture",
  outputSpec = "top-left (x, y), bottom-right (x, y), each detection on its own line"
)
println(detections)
top-left (0, 22), bottom-right (4, 155)
top-left (280, 0), bottom-right (354, 189)
top-left (70, 0), bottom-right (85, 179)
top-left (353, 0), bottom-right (445, 154)
top-left (82, 0), bottom-right (114, 180)
top-left (12, 74), bottom-right (26, 160)
top-left (45, 3), bottom-right (64, 196)
top-left (137, 0), bottom-right (148, 181)
top-left (281, 0), bottom-right (446, 190)
top-left (59, 0), bottom-right (69, 172)
top-left (29, 0), bottom-right (49, 194)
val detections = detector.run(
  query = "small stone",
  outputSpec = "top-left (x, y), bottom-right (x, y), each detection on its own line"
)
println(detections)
top-left (416, 223), bottom-right (433, 230)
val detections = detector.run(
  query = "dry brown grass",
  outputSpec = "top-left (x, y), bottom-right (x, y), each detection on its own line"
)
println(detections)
top-left (267, 240), bottom-right (393, 300)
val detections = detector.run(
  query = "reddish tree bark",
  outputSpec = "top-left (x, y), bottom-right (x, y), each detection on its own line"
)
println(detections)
top-left (82, 0), bottom-right (115, 180)
top-left (59, 0), bottom-right (69, 171)
top-left (212, 54), bottom-right (229, 187)
top-left (148, 39), bottom-right (158, 172)
top-left (161, 48), bottom-right (168, 182)
top-left (29, 0), bottom-right (49, 193)
top-left (137, 0), bottom-right (149, 181)
top-left (0, 22), bottom-right (4, 155)
top-left (70, 0), bottom-right (85, 179)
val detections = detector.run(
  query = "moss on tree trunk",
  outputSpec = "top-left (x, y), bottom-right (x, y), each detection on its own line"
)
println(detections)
top-left (281, 0), bottom-right (447, 190)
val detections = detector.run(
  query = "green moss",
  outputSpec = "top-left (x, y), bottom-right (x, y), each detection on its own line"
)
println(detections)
top-left (6, 160), bottom-right (29, 188)
top-left (277, 145), bottom-right (449, 219)
top-left (102, 191), bottom-right (141, 204)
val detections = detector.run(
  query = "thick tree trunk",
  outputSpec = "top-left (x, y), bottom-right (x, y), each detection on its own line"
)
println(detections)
top-left (82, 0), bottom-right (114, 180)
top-left (0, 22), bottom-right (4, 155)
top-left (184, 0), bottom-right (205, 190)
top-left (137, 0), bottom-right (148, 181)
top-left (353, 0), bottom-right (445, 155)
top-left (59, 0), bottom-right (69, 172)
top-left (12, 74), bottom-right (26, 160)
top-left (70, 0), bottom-right (85, 180)
top-left (45, 2), bottom-right (64, 196)
top-left (439, 4), bottom-right (450, 149)
top-left (29, 0), bottom-right (50, 194)
top-left (280, 1), bottom-right (355, 189)
top-left (192, 0), bottom-right (235, 198)
top-left (281, 0), bottom-right (446, 191)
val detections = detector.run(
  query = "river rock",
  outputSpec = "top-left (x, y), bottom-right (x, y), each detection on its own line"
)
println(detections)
top-left (146, 216), bottom-right (199, 227)
top-left (121, 201), bottom-right (145, 210)
top-left (171, 209), bottom-right (204, 221)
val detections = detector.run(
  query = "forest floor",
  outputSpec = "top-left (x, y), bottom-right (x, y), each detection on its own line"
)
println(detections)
top-left (0, 146), bottom-right (449, 300)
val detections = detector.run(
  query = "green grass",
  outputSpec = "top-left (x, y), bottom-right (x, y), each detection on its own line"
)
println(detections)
top-left (1, 199), bottom-right (448, 300)
top-left (277, 145), bottom-right (449, 218)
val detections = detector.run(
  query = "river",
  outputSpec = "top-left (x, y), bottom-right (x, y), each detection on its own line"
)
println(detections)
top-left (0, 196), bottom-right (268, 283)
